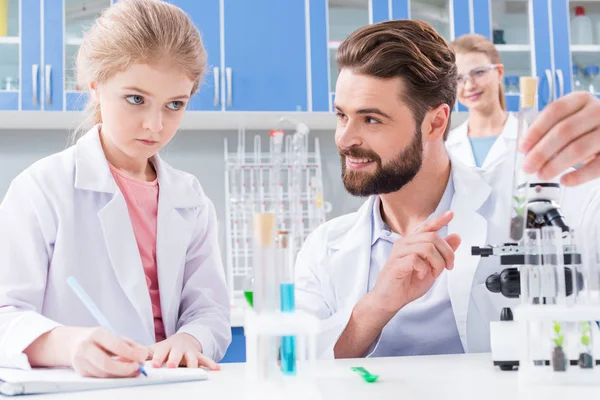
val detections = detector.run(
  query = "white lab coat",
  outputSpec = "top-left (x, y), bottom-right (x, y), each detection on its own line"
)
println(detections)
top-left (0, 126), bottom-right (231, 364)
top-left (446, 114), bottom-right (519, 170)
top-left (295, 155), bottom-right (600, 359)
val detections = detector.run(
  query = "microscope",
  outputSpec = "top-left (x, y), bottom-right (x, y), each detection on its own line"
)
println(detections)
top-left (472, 180), bottom-right (585, 371)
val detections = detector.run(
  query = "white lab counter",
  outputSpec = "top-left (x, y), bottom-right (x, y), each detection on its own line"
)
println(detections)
top-left (19, 353), bottom-right (599, 399)
top-left (230, 303), bottom-right (246, 328)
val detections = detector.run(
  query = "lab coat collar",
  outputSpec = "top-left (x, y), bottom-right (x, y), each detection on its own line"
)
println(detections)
top-left (446, 114), bottom-right (519, 170)
top-left (74, 125), bottom-right (206, 209)
top-left (446, 113), bottom-right (518, 145)
top-left (327, 197), bottom-right (376, 251)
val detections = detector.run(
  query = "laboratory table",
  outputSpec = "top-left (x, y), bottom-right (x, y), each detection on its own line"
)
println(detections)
top-left (18, 353), bottom-right (600, 399)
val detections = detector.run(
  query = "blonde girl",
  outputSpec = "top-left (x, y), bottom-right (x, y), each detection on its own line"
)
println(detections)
top-left (0, 0), bottom-right (230, 378)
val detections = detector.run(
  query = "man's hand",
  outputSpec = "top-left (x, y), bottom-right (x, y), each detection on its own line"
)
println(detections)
top-left (333, 211), bottom-right (461, 359)
top-left (369, 210), bottom-right (462, 314)
top-left (521, 91), bottom-right (600, 186)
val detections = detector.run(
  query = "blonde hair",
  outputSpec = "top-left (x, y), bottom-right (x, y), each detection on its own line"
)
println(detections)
top-left (451, 34), bottom-right (506, 111)
top-left (72, 0), bottom-right (206, 141)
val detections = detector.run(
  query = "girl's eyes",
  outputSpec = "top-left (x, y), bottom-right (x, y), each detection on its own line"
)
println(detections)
top-left (167, 101), bottom-right (184, 111)
top-left (125, 95), bottom-right (144, 105)
top-left (125, 96), bottom-right (184, 111)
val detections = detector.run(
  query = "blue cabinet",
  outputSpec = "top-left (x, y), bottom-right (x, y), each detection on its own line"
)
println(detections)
top-left (171, 0), bottom-right (221, 111)
top-left (471, 0), bottom-right (600, 112)
top-left (0, 0), bottom-right (41, 111)
top-left (2, 1), bottom-right (597, 115)
top-left (43, 0), bottom-right (64, 111)
top-left (169, 0), bottom-right (313, 112)
top-left (223, 1), bottom-right (308, 112)
top-left (552, 0), bottom-right (600, 101)
top-left (471, 0), bottom-right (554, 111)
top-left (322, 0), bottom-right (470, 112)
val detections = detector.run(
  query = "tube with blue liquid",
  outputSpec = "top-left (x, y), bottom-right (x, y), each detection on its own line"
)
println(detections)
top-left (277, 231), bottom-right (296, 375)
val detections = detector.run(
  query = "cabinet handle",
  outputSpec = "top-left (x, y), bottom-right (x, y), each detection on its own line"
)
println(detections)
top-left (226, 67), bottom-right (232, 107)
top-left (32, 64), bottom-right (39, 106)
top-left (213, 67), bottom-right (220, 107)
top-left (544, 69), bottom-right (554, 105)
top-left (556, 69), bottom-right (564, 98)
top-left (45, 65), bottom-right (52, 105)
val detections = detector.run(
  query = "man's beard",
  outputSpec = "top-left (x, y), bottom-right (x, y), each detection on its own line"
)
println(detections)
top-left (340, 130), bottom-right (423, 197)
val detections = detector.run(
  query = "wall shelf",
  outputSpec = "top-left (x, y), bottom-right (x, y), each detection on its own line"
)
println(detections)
top-left (0, 37), bottom-right (20, 45)
top-left (0, 111), bottom-right (339, 131)
top-left (571, 45), bottom-right (600, 53)
top-left (496, 44), bottom-right (531, 52)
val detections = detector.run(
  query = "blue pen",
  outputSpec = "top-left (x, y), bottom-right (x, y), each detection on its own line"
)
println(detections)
top-left (66, 276), bottom-right (148, 377)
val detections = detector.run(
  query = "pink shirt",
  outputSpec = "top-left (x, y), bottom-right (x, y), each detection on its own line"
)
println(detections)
top-left (109, 164), bottom-right (166, 342)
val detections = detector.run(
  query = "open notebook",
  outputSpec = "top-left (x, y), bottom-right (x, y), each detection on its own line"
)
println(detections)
top-left (0, 362), bottom-right (208, 396)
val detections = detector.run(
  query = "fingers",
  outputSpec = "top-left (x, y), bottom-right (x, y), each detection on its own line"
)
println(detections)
top-left (152, 344), bottom-right (170, 368)
top-left (198, 353), bottom-right (220, 371)
top-left (183, 351), bottom-right (199, 368)
top-left (75, 360), bottom-right (106, 378)
top-left (396, 232), bottom-right (456, 270)
top-left (398, 243), bottom-right (446, 278)
top-left (560, 156), bottom-right (600, 187)
top-left (81, 344), bottom-right (140, 378)
top-left (520, 91), bottom-right (592, 154)
top-left (523, 101), bottom-right (600, 176)
top-left (179, 352), bottom-right (219, 370)
top-left (415, 211), bottom-right (453, 234)
top-left (93, 330), bottom-right (146, 364)
top-left (405, 254), bottom-right (430, 280)
top-left (122, 337), bottom-right (150, 362)
top-left (537, 128), bottom-right (600, 180)
top-left (445, 234), bottom-right (462, 252)
top-left (166, 347), bottom-right (184, 368)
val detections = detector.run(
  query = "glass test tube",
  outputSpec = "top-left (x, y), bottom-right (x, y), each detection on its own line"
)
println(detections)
top-left (276, 231), bottom-right (296, 375)
top-left (508, 77), bottom-right (538, 242)
top-left (524, 228), bottom-right (544, 366)
top-left (541, 226), bottom-right (566, 305)
top-left (252, 212), bottom-right (279, 381)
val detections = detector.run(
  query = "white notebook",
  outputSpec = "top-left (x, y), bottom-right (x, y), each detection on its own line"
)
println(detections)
top-left (0, 362), bottom-right (208, 396)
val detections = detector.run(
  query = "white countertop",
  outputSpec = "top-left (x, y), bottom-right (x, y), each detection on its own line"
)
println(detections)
top-left (21, 353), bottom-right (600, 399)
top-left (231, 305), bottom-right (245, 328)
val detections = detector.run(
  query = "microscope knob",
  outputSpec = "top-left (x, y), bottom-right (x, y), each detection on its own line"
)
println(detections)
top-left (499, 268), bottom-right (521, 298)
top-left (500, 307), bottom-right (514, 321)
top-left (485, 273), bottom-right (501, 294)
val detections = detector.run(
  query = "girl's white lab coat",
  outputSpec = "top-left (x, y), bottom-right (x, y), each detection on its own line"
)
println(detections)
top-left (446, 114), bottom-right (519, 170)
top-left (295, 156), bottom-right (600, 359)
top-left (0, 127), bottom-right (231, 364)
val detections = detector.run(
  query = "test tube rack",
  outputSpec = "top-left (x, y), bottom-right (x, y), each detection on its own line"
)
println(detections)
top-left (224, 125), bottom-right (331, 301)
top-left (243, 309), bottom-right (322, 400)
top-left (515, 304), bottom-right (600, 386)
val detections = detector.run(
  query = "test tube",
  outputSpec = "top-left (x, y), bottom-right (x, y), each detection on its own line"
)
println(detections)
top-left (577, 321), bottom-right (594, 369)
top-left (508, 77), bottom-right (538, 242)
top-left (252, 212), bottom-right (277, 313)
top-left (277, 231), bottom-right (296, 375)
top-left (524, 228), bottom-right (544, 366)
top-left (523, 229), bottom-right (542, 305)
top-left (252, 212), bottom-right (278, 381)
top-left (584, 218), bottom-right (600, 305)
top-left (269, 130), bottom-right (284, 226)
top-left (550, 320), bottom-right (568, 372)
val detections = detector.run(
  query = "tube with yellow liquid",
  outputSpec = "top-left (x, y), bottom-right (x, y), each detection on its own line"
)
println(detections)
top-left (0, 0), bottom-right (8, 37)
